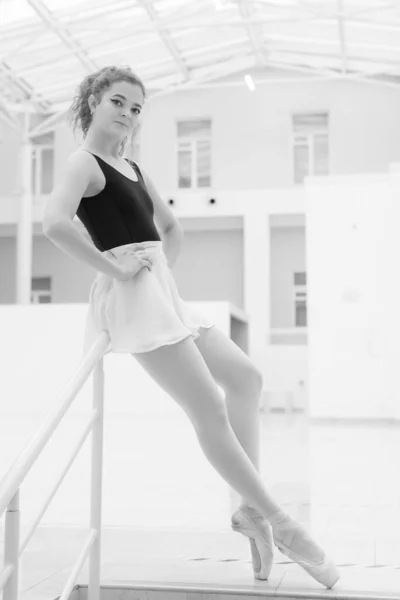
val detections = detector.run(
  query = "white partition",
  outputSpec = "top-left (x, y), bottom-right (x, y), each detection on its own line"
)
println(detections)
top-left (305, 173), bottom-right (400, 420)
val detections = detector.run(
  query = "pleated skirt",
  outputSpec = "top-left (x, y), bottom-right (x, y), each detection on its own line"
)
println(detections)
top-left (82, 241), bottom-right (215, 356)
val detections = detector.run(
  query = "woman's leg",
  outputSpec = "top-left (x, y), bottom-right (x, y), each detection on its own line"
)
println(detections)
top-left (133, 333), bottom-right (326, 566)
top-left (193, 326), bottom-right (263, 502)
top-left (132, 335), bottom-right (282, 518)
top-left (191, 326), bottom-right (326, 564)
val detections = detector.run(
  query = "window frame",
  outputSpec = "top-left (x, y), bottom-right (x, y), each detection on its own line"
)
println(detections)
top-left (32, 131), bottom-right (55, 199)
top-left (293, 271), bottom-right (307, 328)
top-left (31, 276), bottom-right (52, 304)
top-left (291, 112), bottom-right (329, 184)
top-left (176, 118), bottom-right (212, 190)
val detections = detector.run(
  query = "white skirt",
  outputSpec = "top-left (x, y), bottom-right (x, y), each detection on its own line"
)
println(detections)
top-left (82, 241), bottom-right (215, 356)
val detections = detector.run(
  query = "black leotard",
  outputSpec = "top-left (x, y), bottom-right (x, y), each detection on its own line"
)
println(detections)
top-left (76, 151), bottom-right (161, 251)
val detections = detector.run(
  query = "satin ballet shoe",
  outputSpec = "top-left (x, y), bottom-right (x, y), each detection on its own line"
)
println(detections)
top-left (231, 504), bottom-right (274, 580)
top-left (267, 511), bottom-right (340, 589)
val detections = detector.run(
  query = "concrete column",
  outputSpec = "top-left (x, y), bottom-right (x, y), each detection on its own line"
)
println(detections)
top-left (16, 111), bottom-right (33, 305)
top-left (243, 211), bottom-right (270, 374)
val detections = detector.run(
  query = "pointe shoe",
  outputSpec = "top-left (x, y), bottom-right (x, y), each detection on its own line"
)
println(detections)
top-left (268, 512), bottom-right (340, 589)
top-left (231, 504), bottom-right (274, 580)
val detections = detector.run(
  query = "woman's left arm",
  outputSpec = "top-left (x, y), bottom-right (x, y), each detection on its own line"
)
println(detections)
top-left (139, 165), bottom-right (184, 268)
top-left (159, 223), bottom-right (184, 269)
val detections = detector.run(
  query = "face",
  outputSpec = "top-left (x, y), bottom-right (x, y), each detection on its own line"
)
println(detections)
top-left (89, 80), bottom-right (144, 138)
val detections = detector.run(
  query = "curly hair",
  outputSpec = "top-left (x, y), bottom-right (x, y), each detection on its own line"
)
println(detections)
top-left (68, 65), bottom-right (146, 157)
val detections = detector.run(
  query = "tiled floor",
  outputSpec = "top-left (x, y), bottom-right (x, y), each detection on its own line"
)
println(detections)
top-left (3, 526), bottom-right (400, 600)
top-left (1, 412), bottom-right (400, 599)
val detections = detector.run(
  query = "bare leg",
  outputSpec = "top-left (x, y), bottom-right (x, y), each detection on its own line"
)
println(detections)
top-left (193, 326), bottom-right (263, 506)
top-left (224, 387), bottom-right (261, 505)
top-left (133, 336), bottom-right (324, 563)
top-left (133, 336), bottom-right (282, 518)
top-left (193, 325), bottom-right (263, 506)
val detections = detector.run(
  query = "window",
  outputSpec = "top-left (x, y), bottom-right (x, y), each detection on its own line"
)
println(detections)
top-left (32, 131), bottom-right (55, 197)
top-left (31, 276), bottom-right (52, 304)
top-left (292, 113), bottom-right (329, 184)
top-left (294, 272), bottom-right (307, 327)
top-left (177, 119), bottom-right (211, 188)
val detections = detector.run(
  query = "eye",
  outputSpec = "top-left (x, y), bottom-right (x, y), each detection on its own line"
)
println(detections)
top-left (112, 99), bottom-right (140, 114)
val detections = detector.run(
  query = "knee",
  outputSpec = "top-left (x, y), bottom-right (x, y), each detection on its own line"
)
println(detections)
top-left (194, 403), bottom-right (230, 435)
top-left (227, 366), bottom-right (264, 398)
top-left (247, 367), bottom-right (264, 396)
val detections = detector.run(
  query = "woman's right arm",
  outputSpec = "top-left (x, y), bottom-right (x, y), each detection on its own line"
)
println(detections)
top-left (43, 150), bottom-right (120, 278)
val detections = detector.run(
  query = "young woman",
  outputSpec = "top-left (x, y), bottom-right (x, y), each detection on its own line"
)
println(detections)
top-left (43, 65), bottom-right (339, 589)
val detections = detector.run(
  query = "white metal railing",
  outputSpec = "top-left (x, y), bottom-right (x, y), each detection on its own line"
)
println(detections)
top-left (0, 331), bottom-right (110, 600)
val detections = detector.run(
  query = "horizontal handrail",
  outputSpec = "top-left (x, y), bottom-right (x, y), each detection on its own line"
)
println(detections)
top-left (19, 408), bottom-right (99, 555)
top-left (0, 330), bottom-right (110, 599)
top-left (0, 565), bottom-right (14, 592)
top-left (0, 332), bottom-right (109, 518)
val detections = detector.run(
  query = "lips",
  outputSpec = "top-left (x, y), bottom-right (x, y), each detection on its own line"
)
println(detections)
top-left (115, 121), bottom-right (128, 127)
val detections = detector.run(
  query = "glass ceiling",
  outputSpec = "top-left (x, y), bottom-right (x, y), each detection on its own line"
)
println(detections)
top-left (1, 0), bottom-right (400, 123)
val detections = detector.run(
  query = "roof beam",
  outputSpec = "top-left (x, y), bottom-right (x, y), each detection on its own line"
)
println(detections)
top-left (293, 0), bottom-right (398, 20)
top-left (32, 37), bottom-right (251, 98)
top-left (263, 58), bottom-right (339, 80)
top-left (51, 52), bottom-right (258, 110)
top-left (5, 11), bottom-right (400, 40)
top-left (237, 0), bottom-right (266, 65)
top-left (56, 12), bottom-right (318, 35)
top-left (0, 96), bottom-right (21, 131)
top-left (29, 110), bottom-right (68, 138)
top-left (0, 61), bottom-right (50, 111)
top-left (337, 0), bottom-right (347, 74)
top-left (273, 47), bottom-right (400, 69)
top-left (152, 51), bottom-right (258, 97)
top-left (26, 0), bottom-right (99, 73)
top-left (52, 15), bottom-right (400, 34)
top-left (262, 33), bottom-right (400, 55)
top-left (136, 0), bottom-right (190, 82)
top-left (265, 56), bottom-right (400, 89)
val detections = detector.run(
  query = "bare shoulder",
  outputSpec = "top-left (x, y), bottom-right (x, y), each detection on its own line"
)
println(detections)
top-left (66, 149), bottom-right (104, 193)
top-left (42, 149), bottom-right (99, 229)
top-left (67, 148), bottom-right (98, 174)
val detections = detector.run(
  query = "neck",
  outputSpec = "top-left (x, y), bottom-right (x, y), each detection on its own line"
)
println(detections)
top-left (83, 128), bottom-right (124, 159)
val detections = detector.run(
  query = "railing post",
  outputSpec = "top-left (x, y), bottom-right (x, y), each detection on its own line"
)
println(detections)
top-left (88, 357), bottom-right (105, 600)
top-left (4, 489), bottom-right (20, 600)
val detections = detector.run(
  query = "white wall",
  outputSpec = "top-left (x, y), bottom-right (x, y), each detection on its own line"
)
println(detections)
top-left (0, 226), bottom-right (245, 307)
top-left (264, 346), bottom-right (308, 411)
top-left (0, 234), bottom-right (94, 304)
top-left (306, 173), bottom-right (400, 420)
top-left (163, 226), bottom-right (244, 308)
top-left (139, 79), bottom-right (400, 191)
top-left (1, 77), bottom-right (400, 203)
